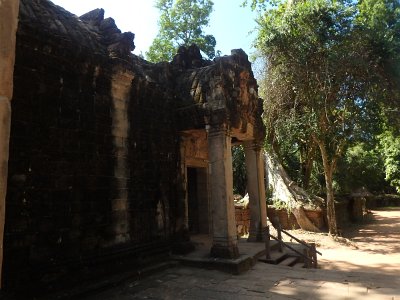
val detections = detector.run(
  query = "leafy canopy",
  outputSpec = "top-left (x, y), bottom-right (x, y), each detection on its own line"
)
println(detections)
top-left (379, 128), bottom-right (400, 193)
top-left (252, 0), bottom-right (400, 233)
top-left (259, 0), bottom-right (367, 160)
top-left (255, 0), bottom-right (400, 191)
top-left (146, 0), bottom-right (216, 62)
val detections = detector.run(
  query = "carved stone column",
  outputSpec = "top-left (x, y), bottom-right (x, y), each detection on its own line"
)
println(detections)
top-left (0, 0), bottom-right (20, 286)
top-left (208, 126), bottom-right (239, 258)
top-left (244, 140), bottom-right (267, 242)
top-left (109, 70), bottom-right (134, 245)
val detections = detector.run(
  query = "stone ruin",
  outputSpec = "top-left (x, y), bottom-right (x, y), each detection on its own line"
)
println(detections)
top-left (0, 0), bottom-right (266, 295)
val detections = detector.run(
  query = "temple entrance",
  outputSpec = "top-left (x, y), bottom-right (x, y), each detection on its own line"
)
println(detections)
top-left (187, 167), bottom-right (209, 234)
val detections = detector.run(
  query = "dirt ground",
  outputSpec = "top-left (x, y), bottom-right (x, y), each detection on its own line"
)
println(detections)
top-left (283, 208), bottom-right (400, 276)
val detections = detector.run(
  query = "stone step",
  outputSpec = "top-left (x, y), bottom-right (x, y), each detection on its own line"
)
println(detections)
top-left (278, 256), bottom-right (299, 267)
top-left (259, 239), bottom-right (319, 269)
top-left (258, 250), bottom-right (287, 264)
top-left (293, 262), bottom-right (306, 269)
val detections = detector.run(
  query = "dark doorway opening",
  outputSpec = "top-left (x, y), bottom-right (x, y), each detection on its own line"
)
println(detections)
top-left (187, 167), bottom-right (209, 234)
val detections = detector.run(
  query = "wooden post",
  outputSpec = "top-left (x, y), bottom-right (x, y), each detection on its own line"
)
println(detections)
top-left (264, 226), bottom-right (270, 259)
top-left (310, 242), bottom-right (317, 268)
top-left (303, 248), bottom-right (311, 268)
top-left (277, 224), bottom-right (283, 253)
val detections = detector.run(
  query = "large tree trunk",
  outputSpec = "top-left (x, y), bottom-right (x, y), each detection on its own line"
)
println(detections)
top-left (325, 174), bottom-right (338, 235)
top-left (318, 141), bottom-right (338, 235)
top-left (265, 151), bottom-right (323, 232)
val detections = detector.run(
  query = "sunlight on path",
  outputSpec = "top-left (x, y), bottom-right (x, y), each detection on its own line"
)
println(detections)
top-left (320, 208), bottom-right (400, 275)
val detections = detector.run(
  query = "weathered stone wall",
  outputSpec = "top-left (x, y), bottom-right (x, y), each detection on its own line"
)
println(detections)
top-left (235, 207), bottom-right (250, 236)
top-left (3, 0), bottom-right (179, 293)
top-left (2, 0), bottom-right (266, 293)
top-left (173, 46), bottom-right (265, 143)
top-left (0, 0), bottom-right (20, 287)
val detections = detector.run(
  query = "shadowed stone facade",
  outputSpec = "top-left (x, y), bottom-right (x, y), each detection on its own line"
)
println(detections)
top-left (0, 0), bottom-right (266, 295)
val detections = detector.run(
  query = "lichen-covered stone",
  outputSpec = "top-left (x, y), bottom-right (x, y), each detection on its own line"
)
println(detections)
top-left (172, 47), bottom-right (265, 141)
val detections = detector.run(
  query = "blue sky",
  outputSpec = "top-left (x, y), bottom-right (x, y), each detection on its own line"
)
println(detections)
top-left (50, 0), bottom-right (259, 58)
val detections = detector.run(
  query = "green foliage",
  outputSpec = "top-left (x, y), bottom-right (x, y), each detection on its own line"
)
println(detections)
top-left (232, 145), bottom-right (247, 196)
top-left (146, 0), bottom-right (216, 62)
top-left (242, 0), bottom-right (279, 11)
top-left (254, 0), bottom-right (400, 197)
top-left (270, 199), bottom-right (291, 212)
top-left (355, 0), bottom-right (400, 114)
top-left (379, 130), bottom-right (400, 193)
top-left (336, 142), bottom-right (387, 193)
top-left (356, 0), bottom-right (400, 62)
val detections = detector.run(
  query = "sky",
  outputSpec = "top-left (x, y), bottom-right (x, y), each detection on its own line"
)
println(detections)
top-left (49, 0), bottom-right (260, 58)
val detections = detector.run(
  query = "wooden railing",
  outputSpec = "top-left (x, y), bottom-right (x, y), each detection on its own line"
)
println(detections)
top-left (263, 224), bottom-right (322, 268)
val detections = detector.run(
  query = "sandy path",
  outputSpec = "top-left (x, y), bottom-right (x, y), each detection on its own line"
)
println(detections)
top-left (286, 208), bottom-right (400, 276)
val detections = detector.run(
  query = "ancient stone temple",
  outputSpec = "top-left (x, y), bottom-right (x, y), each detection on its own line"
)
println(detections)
top-left (0, 0), bottom-right (266, 295)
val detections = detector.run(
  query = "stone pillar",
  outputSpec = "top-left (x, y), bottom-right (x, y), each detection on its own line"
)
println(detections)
top-left (109, 70), bottom-right (134, 244)
top-left (244, 141), bottom-right (267, 242)
top-left (177, 138), bottom-right (189, 236)
top-left (208, 126), bottom-right (239, 258)
top-left (0, 0), bottom-right (20, 286)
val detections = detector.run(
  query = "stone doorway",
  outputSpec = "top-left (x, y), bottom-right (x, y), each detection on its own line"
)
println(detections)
top-left (187, 167), bottom-right (209, 235)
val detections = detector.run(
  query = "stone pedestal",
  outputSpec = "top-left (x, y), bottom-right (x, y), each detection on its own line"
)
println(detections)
top-left (244, 141), bottom-right (267, 242)
top-left (208, 127), bottom-right (239, 258)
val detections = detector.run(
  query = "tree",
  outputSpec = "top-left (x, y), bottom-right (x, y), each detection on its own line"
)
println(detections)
top-left (146, 0), bottom-right (216, 62)
top-left (265, 150), bottom-right (324, 232)
top-left (336, 142), bottom-right (387, 194)
top-left (253, 0), bottom-right (400, 234)
top-left (379, 130), bottom-right (400, 193)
